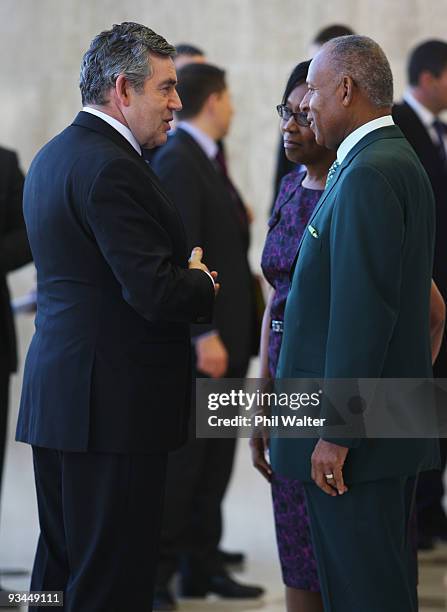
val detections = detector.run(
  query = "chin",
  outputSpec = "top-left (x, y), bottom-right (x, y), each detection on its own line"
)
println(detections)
top-left (150, 133), bottom-right (168, 149)
top-left (285, 151), bottom-right (302, 165)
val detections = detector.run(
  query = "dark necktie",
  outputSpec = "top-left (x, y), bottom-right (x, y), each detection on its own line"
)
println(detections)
top-left (432, 118), bottom-right (447, 166)
top-left (213, 148), bottom-right (248, 230)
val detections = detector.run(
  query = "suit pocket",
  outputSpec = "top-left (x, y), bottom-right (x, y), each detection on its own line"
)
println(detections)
top-left (291, 348), bottom-right (324, 376)
top-left (304, 229), bottom-right (322, 253)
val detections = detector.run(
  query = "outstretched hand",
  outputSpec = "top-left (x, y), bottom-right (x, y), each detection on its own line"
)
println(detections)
top-left (189, 247), bottom-right (220, 295)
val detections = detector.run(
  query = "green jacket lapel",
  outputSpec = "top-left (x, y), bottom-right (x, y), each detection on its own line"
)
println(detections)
top-left (293, 126), bottom-right (405, 262)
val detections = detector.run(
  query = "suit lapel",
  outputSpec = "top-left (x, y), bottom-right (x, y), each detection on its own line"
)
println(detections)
top-left (290, 125), bottom-right (405, 276)
top-left (400, 102), bottom-right (445, 172)
top-left (72, 111), bottom-right (141, 158)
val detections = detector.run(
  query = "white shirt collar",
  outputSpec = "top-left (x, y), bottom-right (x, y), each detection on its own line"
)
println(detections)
top-left (403, 90), bottom-right (436, 129)
top-left (82, 106), bottom-right (142, 155)
top-left (177, 121), bottom-right (218, 159)
top-left (337, 115), bottom-right (395, 164)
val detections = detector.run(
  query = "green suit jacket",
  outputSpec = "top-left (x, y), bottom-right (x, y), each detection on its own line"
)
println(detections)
top-left (272, 125), bottom-right (440, 483)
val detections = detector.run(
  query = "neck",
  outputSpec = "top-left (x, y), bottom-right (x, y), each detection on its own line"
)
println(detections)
top-left (409, 87), bottom-right (439, 115)
top-left (186, 116), bottom-right (219, 141)
top-left (303, 156), bottom-right (336, 190)
top-left (338, 107), bottom-right (391, 146)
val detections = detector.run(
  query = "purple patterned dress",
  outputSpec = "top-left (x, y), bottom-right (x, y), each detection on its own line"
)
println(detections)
top-left (261, 168), bottom-right (323, 592)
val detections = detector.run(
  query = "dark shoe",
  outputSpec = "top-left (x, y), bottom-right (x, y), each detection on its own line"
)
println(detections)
top-left (182, 572), bottom-right (264, 599)
top-left (218, 549), bottom-right (246, 566)
top-left (152, 587), bottom-right (177, 611)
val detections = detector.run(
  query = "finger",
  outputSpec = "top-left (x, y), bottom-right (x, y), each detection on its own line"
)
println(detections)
top-left (214, 283), bottom-right (220, 295)
top-left (314, 466), bottom-right (337, 496)
top-left (262, 431), bottom-right (270, 450)
top-left (189, 246), bottom-right (203, 263)
top-left (322, 465), bottom-right (338, 493)
top-left (250, 440), bottom-right (272, 482)
top-left (333, 465), bottom-right (348, 495)
top-left (210, 270), bottom-right (218, 279)
top-left (253, 453), bottom-right (272, 482)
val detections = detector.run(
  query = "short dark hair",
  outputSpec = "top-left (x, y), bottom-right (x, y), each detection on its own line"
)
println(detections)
top-left (408, 40), bottom-right (447, 86)
top-left (176, 63), bottom-right (226, 120)
top-left (312, 24), bottom-right (355, 46)
top-left (324, 35), bottom-right (393, 108)
top-left (282, 60), bottom-right (311, 104)
top-left (80, 22), bottom-right (175, 105)
top-left (175, 43), bottom-right (205, 57)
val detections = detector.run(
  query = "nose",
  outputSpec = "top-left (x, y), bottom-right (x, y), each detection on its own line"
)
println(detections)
top-left (170, 88), bottom-right (182, 112)
top-left (282, 115), bottom-right (297, 133)
top-left (300, 91), bottom-right (310, 113)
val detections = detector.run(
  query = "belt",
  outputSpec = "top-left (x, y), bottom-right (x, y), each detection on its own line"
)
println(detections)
top-left (271, 320), bottom-right (284, 333)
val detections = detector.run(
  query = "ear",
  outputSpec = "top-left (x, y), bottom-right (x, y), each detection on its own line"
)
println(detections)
top-left (114, 74), bottom-right (132, 107)
top-left (341, 75), bottom-right (355, 107)
top-left (203, 91), bottom-right (220, 115)
top-left (419, 70), bottom-right (437, 90)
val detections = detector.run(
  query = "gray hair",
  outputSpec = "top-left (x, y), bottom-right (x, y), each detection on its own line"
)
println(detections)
top-left (80, 22), bottom-right (176, 105)
top-left (323, 35), bottom-right (393, 108)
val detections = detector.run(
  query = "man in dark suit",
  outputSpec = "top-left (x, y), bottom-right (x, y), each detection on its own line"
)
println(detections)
top-left (270, 35), bottom-right (438, 610)
top-left (393, 39), bottom-right (447, 549)
top-left (152, 63), bottom-right (262, 609)
top-left (0, 147), bottom-right (32, 590)
top-left (15, 22), bottom-right (215, 612)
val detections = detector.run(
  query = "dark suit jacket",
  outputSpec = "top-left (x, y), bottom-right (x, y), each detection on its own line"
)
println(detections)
top-left (272, 125), bottom-right (439, 483)
top-left (16, 112), bottom-right (214, 453)
top-left (152, 128), bottom-right (255, 374)
top-left (393, 102), bottom-right (447, 299)
top-left (0, 147), bottom-right (31, 373)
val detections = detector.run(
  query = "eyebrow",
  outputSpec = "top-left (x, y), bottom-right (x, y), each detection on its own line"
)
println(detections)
top-left (159, 78), bottom-right (177, 88)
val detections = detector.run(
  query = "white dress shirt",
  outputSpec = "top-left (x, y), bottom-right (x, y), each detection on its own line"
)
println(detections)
top-left (176, 121), bottom-right (218, 159)
top-left (403, 90), bottom-right (447, 149)
top-left (337, 115), bottom-right (395, 164)
top-left (82, 106), bottom-right (142, 155)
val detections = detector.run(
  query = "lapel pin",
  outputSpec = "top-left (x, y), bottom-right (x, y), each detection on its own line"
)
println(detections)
top-left (308, 225), bottom-right (319, 238)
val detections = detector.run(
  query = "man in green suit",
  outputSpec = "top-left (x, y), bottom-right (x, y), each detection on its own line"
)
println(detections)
top-left (273, 35), bottom-right (439, 611)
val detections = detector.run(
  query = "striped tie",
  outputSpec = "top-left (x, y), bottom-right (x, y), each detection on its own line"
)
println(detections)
top-left (433, 119), bottom-right (447, 167)
top-left (325, 160), bottom-right (340, 188)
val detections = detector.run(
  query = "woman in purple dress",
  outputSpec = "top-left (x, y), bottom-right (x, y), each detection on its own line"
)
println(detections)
top-left (251, 61), bottom-right (335, 612)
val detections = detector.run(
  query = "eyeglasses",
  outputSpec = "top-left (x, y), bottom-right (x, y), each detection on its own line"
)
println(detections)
top-left (276, 104), bottom-right (311, 127)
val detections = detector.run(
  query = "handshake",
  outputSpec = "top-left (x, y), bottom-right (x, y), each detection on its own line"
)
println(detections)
top-left (189, 247), bottom-right (219, 295)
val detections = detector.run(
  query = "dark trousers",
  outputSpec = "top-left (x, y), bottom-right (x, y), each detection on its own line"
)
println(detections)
top-left (156, 364), bottom-right (246, 586)
top-left (304, 476), bottom-right (418, 612)
top-left (30, 447), bottom-right (167, 612)
top-left (157, 434), bottom-right (236, 584)
top-left (416, 343), bottom-right (447, 538)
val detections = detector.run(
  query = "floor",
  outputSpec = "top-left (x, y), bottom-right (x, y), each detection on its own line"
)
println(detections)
top-left (2, 268), bottom-right (447, 611)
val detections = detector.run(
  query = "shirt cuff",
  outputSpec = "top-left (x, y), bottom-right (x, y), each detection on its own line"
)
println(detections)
top-left (193, 330), bottom-right (218, 343)
top-left (203, 270), bottom-right (215, 287)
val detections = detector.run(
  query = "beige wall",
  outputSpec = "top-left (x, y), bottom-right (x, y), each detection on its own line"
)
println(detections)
top-left (3, 0), bottom-right (447, 275)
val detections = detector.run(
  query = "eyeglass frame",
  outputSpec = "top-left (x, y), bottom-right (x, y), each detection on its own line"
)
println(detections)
top-left (276, 104), bottom-right (311, 127)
